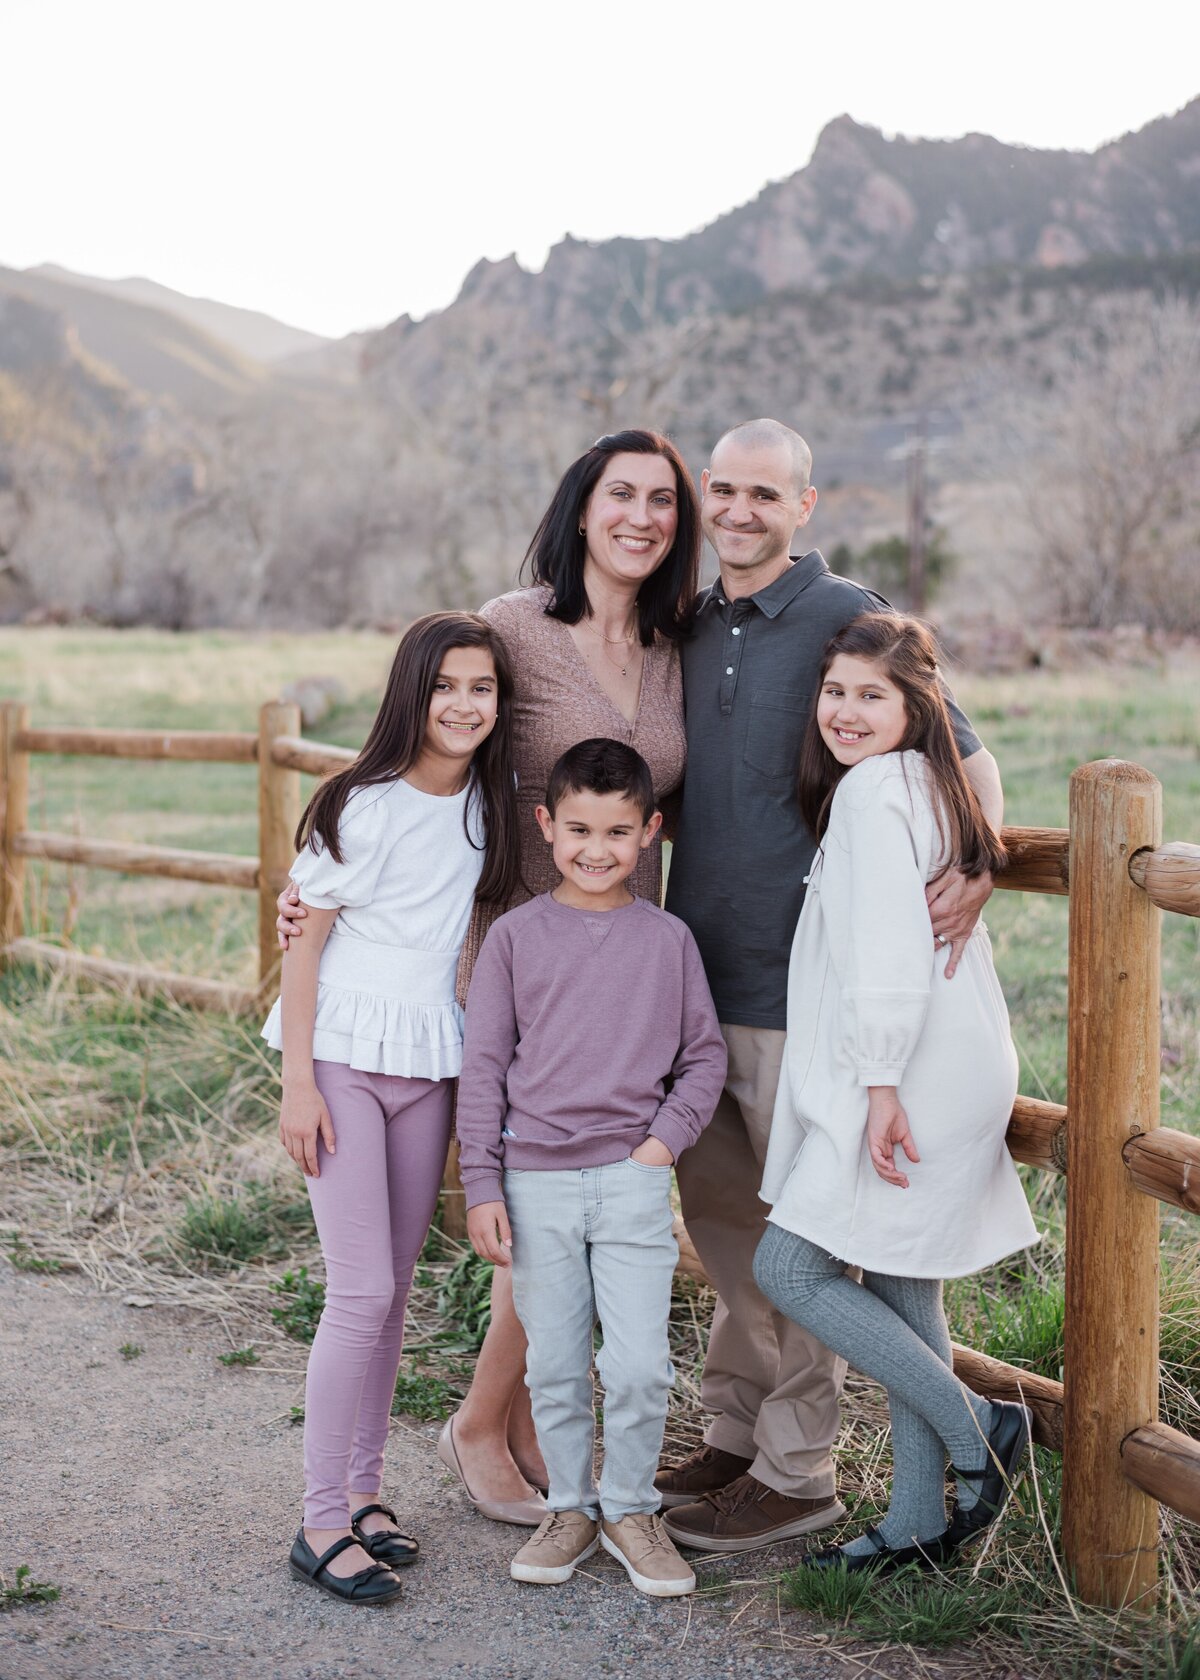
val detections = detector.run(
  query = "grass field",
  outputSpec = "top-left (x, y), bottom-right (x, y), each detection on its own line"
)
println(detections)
top-left (2, 626), bottom-right (1198, 1674)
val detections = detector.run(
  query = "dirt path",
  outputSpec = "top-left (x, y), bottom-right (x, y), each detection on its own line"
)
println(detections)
top-left (0, 1265), bottom-right (938, 1680)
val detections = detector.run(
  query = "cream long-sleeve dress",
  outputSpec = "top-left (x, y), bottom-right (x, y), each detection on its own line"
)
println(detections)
top-left (760, 751), bottom-right (1038, 1279)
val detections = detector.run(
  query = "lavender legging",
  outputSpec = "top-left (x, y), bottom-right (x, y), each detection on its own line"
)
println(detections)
top-left (303, 1060), bottom-right (452, 1528)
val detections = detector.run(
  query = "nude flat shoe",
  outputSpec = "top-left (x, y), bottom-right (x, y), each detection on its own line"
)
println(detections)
top-left (436, 1416), bottom-right (548, 1527)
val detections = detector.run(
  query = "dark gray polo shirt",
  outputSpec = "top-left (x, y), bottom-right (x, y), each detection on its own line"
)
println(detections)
top-left (664, 550), bottom-right (983, 1031)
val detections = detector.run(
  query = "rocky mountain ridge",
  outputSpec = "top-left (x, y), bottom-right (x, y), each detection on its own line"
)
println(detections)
top-left (3, 98), bottom-right (1198, 630)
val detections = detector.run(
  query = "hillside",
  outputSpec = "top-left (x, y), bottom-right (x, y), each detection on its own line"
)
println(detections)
top-left (30, 264), bottom-right (330, 365)
top-left (0, 265), bottom-right (273, 413)
top-left (2, 98), bottom-right (1198, 631)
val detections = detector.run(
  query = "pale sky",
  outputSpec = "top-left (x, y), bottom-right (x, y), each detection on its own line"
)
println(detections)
top-left (3, 0), bottom-right (1197, 339)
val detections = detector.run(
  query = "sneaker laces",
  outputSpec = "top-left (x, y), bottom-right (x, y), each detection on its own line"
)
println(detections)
top-left (701, 1473), bottom-right (765, 1515)
top-left (625, 1513), bottom-right (673, 1561)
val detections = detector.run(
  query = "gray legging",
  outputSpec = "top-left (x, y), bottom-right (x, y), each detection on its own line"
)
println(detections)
top-left (753, 1222), bottom-right (993, 1546)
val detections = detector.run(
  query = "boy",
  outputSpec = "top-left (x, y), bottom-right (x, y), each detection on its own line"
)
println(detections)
top-left (456, 738), bottom-right (727, 1597)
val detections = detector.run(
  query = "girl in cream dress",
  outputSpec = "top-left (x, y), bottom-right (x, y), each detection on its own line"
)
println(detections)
top-left (754, 613), bottom-right (1038, 1577)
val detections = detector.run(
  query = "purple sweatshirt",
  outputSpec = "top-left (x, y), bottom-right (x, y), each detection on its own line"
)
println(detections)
top-left (456, 893), bottom-right (727, 1209)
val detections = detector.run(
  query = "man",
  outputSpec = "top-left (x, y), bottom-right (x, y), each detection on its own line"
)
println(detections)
top-left (657, 418), bottom-right (1001, 1553)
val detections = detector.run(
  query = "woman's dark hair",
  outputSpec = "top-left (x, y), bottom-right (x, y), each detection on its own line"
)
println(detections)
top-left (522, 429), bottom-right (700, 643)
top-left (545, 738), bottom-right (656, 823)
top-left (796, 614), bottom-right (1006, 878)
top-left (297, 612), bottom-right (520, 906)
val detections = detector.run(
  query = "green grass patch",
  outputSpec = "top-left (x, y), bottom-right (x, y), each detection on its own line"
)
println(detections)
top-left (269, 1265), bottom-right (325, 1342)
top-left (391, 1368), bottom-right (459, 1421)
top-left (217, 1347), bottom-right (261, 1368)
top-left (7, 1239), bottom-right (62, 1274)
top-left (0, 1566), bottom-right (61, 1610)
top-left (177, 1182), bottom-right (312, 1272)
top-left (784, 1555), bottom-right (1039, 1648)
top-left (436, 1250), bottom-right (494, 1353)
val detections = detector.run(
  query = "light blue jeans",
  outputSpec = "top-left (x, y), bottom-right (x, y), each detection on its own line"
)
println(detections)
top-left (505, 1159), bottom-right (678, 1520)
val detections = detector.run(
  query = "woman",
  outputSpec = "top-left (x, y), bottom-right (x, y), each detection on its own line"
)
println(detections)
top-left (280, 428), bottom-right (698, 1521)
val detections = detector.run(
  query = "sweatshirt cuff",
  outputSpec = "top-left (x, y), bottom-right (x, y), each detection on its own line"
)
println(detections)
top-left (648, 1112), bottom-right (693, 1163)
top-left (856, 1065), bottom-right (905, 1087)
top-left (462, 1172), bottom-right (505, 1210)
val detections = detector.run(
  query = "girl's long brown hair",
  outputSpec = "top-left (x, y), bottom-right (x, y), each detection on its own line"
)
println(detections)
top-left (796, 614), bottom-right (1005, 878)
top-left (297, 612), bottom-right (521, 906)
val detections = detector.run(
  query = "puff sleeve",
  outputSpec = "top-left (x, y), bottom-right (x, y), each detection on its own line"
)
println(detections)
top-left (289, 786), bottom-right (392, 911)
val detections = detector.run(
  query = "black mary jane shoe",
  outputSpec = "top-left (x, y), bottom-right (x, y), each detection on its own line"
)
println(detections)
top-left (946, 1399), bottom-right (1033, 1547)
top-left (288, 1529), bottom-right (404, 1606)
top-left (803, 1523), bottom-right (958, 1576)
top-left (350, 1501), bottom-right (420, 1568)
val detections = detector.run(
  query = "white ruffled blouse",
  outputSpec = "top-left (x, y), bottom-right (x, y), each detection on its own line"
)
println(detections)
top-left (262, 777), bottom-right (485, 1080)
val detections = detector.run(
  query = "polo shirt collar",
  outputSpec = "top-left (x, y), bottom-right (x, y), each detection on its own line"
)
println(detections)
top-left (700, 550), bottom-right (828, 620)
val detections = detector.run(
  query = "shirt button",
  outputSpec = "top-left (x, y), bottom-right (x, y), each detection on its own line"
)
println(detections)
top-left (732, 626), bottom-right (741, 635)
top-left (726, 666), bottom-right (734, 675)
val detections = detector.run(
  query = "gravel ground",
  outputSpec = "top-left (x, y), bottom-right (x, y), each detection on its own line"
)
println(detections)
top-left (0, 1266), bottom-right (941, 1680)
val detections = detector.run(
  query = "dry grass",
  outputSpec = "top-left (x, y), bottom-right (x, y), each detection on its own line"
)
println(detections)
top-left (2, 966), bottom-right (1197, 1676)
top-left (2, 629), bottom-right (1198, 1673)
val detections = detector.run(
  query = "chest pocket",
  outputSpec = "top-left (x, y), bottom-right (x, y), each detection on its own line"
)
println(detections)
top-left (744, 686), bottom-right (809, 781)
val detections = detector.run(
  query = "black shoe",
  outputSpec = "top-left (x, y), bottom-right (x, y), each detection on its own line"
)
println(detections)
top-left (946, 1399), bottom-right (1033, 1546)
top-left (288, 1529), bottom-right (404, 1605)
top-left (350, 1502), bottom-right (420, 1568)
top-left (803, 1523), bottom-right (957, 1575)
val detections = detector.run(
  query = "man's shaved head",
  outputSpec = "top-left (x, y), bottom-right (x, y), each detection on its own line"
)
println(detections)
top-left (712, 419), bottom-right (813, 494)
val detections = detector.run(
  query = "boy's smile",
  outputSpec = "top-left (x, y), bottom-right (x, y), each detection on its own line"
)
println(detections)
top-left (536, 788), bottom-right (662, 911)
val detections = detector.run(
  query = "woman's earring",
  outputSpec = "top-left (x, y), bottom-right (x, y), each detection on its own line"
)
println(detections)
top-left (578, 524), bottom-right (586, 536)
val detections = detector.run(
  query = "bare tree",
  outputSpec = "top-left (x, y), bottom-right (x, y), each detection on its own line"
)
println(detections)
top-left (1023, 295), bottom-right (1200, 630)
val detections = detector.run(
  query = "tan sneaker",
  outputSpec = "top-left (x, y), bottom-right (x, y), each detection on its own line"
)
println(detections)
top-left (601, 1513), bottom-right (696, 1597)
top-left (510, 1510), bottom-right (599, 1584)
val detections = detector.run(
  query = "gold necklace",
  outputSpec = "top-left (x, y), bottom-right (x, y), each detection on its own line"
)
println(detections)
top-left (580, 618), bottom-right (640, 679)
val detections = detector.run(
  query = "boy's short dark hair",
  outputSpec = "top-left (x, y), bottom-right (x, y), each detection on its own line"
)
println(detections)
top-left (545, 738), bottom-right (656, 822)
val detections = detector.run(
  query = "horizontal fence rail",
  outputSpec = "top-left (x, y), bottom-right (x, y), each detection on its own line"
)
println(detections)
top-left (16, 726), bottom-right (258, 762)
top-left (7, 937), bottom-right (261, 1013)
top-left (15, 830), bottom-right (259, 891)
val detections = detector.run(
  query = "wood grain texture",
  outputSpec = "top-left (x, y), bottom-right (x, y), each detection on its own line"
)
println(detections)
top-left (6, 938), bottom-right (259, 1013)
top-left (1129, 841), bottom-right (1200, 919)
top-left (1063, 759), bottom-right (1162, 1609)
top-left (0, 702), bottom-right (29, 951)
top-left (257, 703), bottom-right (301, 989)
top-left (1006, 1095), bottom-right (1068, 1173)
top-left (15, 830), bottom-right (257, 890)
top-left (269, 735), bottom-right (357, 776)
top-left (17, 726), bottom-right (257, 763)
top-left (951, 1343), bottom-right (1064, 1452)
top-left (1121, 1422), bottom-right (1200, 1524)
top-left (1123, 1129), bottom-right (1200, 1217)
top-left (995, 825), bottom-right (1070, 897)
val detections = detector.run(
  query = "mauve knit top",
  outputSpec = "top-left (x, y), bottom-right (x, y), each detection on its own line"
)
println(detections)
top-left (455, 586), bottom-right (687, 999)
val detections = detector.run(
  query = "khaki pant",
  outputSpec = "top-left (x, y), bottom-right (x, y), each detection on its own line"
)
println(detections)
top-left (674, 1023), bottom-right (846, 1498)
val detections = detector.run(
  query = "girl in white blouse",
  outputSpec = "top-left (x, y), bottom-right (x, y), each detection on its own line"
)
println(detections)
top-left (754, 613), bottom-right (1038, 1577)
top-left (262, 612), bottom-right (524, 1605)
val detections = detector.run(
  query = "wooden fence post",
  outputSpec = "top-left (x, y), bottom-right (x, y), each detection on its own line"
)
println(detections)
top-left (1062, 760), bottom-right (1162, 1609)
top-left (0, 702), bottom-right (30, 961)
top-left (258, 701), bottom-right (301, 994)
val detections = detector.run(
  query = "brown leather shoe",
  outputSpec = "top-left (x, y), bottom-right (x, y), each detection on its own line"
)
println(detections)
top-left (653, 1445), bottom-right (754, 1510)
top-left (661, 1474), bottom-right (847, 1553)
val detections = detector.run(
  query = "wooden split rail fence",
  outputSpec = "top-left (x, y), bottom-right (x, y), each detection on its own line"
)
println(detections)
top-left (2, 698), bottom-right (1199, 1610)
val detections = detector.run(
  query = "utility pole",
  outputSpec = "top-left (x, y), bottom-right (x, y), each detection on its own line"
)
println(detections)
top-left (907, 414), bottom-right (928, 615)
